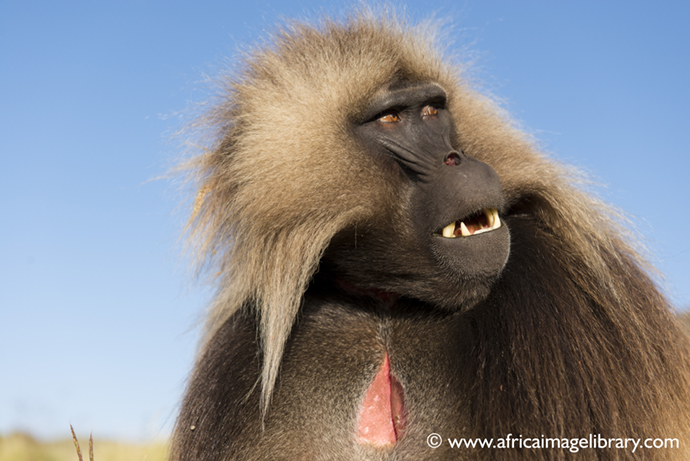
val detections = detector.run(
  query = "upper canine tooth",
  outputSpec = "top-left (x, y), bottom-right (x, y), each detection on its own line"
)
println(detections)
top-left (442, 222), bottom-right (455, 238)
top-left (484, 209), bottom-right (494, 228)
top-left (460, 221), bottom-right (471, 237)
top-left (492, 209), bottom-right (501, 229)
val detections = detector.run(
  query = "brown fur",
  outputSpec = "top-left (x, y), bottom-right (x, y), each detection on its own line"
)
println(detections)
top-left (172, 11), bottom-right (690, 460)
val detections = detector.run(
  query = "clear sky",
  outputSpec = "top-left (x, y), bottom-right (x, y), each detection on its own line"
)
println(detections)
top-left (1, 0), bottom-right (688, 442)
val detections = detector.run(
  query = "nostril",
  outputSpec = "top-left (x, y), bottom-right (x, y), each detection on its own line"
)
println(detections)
top-left (444, 152), bottom-right (461, 166)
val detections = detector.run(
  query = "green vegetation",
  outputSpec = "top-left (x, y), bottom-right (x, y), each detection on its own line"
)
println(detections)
top-left (0, 432), bottom-right (167, 461)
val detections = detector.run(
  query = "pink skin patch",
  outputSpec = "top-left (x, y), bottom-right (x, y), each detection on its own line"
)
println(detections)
top-left (356, 352), bottom-right (407, 446)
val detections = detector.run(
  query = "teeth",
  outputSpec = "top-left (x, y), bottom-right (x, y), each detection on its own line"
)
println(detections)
top-left (485, 209), bottom-right (494, 228)
top-left (492, 209), bottom-right (501, 229)
top-left (439, 208), bottom-right (501, 239)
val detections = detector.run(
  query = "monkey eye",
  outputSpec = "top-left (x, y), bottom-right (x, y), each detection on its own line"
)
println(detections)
top-left (422, 105), bottom-right (439, 118)
top-left (378, 112), bottom-right (401, 123)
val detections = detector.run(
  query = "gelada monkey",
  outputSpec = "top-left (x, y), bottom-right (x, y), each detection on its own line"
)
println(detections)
top-left (171, 12), bottom-right (690, 461)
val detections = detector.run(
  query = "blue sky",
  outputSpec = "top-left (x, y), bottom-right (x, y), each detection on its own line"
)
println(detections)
top-left (1, 0), bottom-right (688, 442)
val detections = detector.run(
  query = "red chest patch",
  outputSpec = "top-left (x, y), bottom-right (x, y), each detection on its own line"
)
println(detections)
top-left (356, 353), bottom-right (407, 446)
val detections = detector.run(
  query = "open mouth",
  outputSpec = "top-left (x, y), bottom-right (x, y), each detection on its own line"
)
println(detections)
top-left (438, 208), bottom-right (501, 238)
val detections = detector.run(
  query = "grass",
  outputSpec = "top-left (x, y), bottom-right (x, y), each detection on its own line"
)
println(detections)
top-left (0, 432), bottom-right (168, 461)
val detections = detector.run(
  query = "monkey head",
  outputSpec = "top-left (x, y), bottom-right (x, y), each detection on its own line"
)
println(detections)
top-left (324, 81), bottom-right (510, 310)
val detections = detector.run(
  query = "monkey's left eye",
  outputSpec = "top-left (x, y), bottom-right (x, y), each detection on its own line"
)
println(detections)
top-left (422, 105), bottom-right (439, 118)
top-left (378, 112), bottom-right (401, 123)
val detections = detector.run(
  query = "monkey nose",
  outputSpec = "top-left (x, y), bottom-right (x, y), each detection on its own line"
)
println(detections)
top-left (443, 151), bottom-right (462, 166)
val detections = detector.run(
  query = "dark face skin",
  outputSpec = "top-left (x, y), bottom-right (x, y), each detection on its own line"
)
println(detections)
top-left (327, 83), bottom-right (511, 309)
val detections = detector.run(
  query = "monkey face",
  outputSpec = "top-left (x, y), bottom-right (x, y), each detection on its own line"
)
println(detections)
top-left (324, 82), bottom-right (511, 310)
